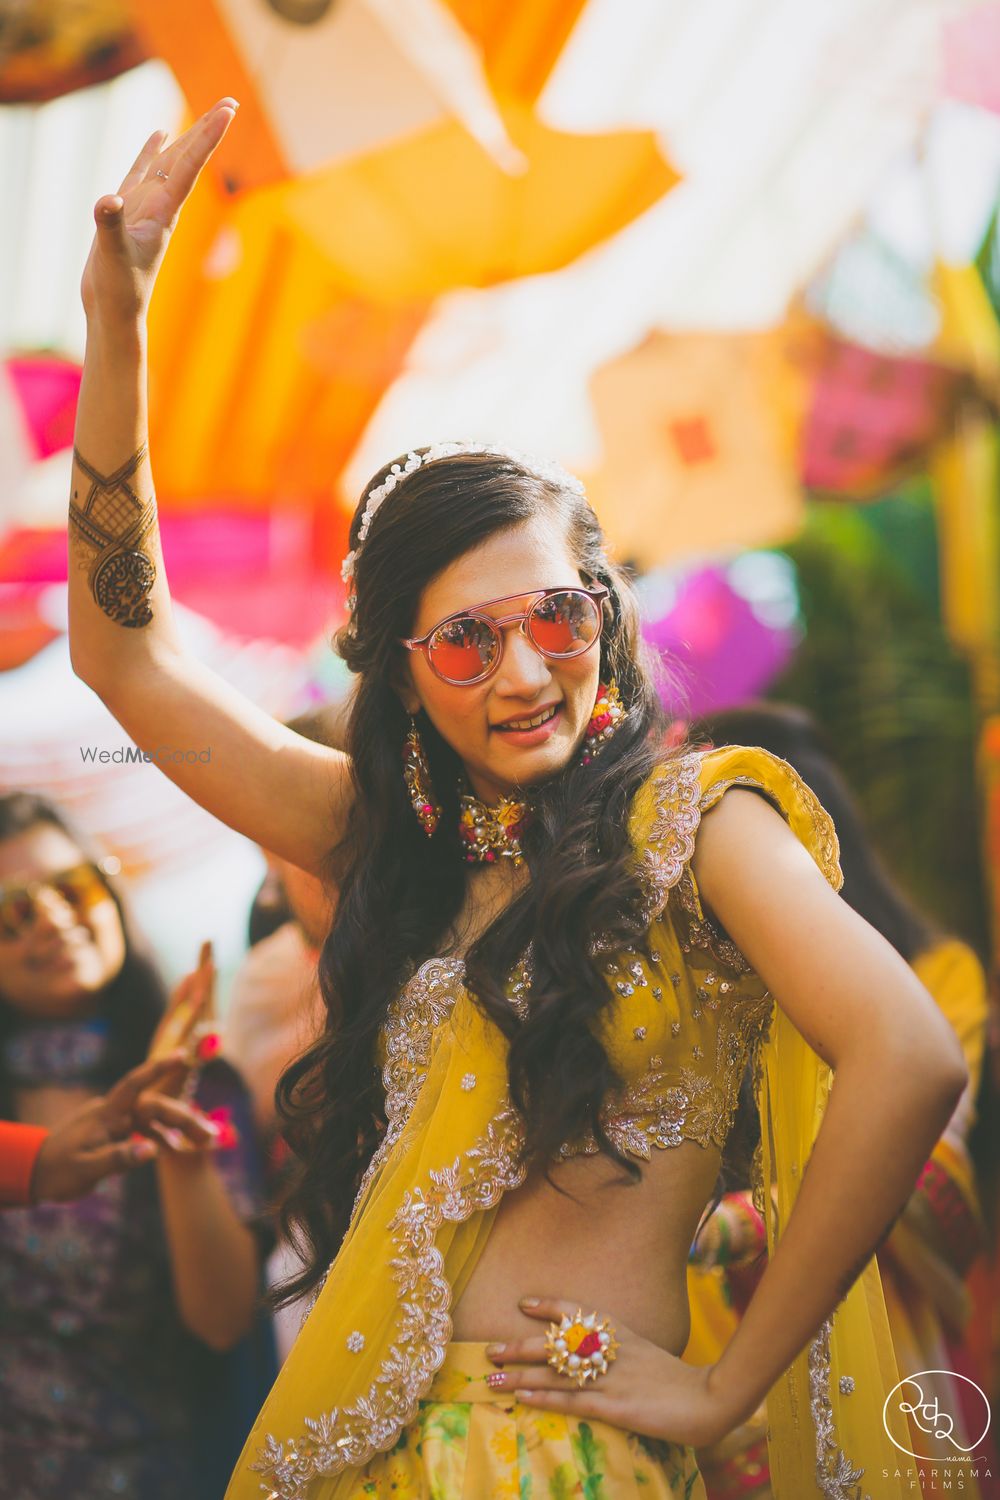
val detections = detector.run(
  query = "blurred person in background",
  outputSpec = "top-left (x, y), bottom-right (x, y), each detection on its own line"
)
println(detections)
top-left (0, 791), bottom-right (273, 1499)
top-left (225, 707), bottom-right (343, 1137)
top-left (684, 702), bottom-right (995, 1500)
top-left (225, 707), bottom-right (342, 1362)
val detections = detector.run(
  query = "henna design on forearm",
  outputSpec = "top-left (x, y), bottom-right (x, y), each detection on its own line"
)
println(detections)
top-left (70, 444), bottom-right (158, 628)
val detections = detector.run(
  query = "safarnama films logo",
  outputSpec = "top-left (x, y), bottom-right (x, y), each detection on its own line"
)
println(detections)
top-left (883, 1370), bottom-right (992, 1469)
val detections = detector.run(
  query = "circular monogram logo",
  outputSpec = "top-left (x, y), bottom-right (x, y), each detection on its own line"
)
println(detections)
top-left (883, 1370), bottom-right (992, 1462)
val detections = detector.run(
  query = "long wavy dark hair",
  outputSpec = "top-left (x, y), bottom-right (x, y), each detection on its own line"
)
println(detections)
top-left (275, 448), bottom-right (672, 1302)
top-left (0, 792), bottom-right (167, 1120)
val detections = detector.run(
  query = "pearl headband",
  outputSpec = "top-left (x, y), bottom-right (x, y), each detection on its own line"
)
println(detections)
top-left (341, 441), bottom-right (586, 611)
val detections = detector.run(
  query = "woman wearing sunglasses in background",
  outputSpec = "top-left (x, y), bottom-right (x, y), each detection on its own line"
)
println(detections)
top-left (0, 792), bottom-right (272, 1500)
top-left (67, 101), bottom-right (967, 1500)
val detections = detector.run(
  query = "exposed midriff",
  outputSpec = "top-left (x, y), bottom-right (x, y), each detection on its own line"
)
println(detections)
top-left (452, 1136), bottom-right (722, 1354)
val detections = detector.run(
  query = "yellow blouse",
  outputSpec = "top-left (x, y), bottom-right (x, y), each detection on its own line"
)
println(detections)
top-left (228, 745), bottom-right (910, 1500)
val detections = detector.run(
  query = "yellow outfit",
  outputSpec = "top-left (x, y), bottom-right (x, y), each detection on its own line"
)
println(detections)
top-left (340, 1344), bottom-right (704, 1498)
top-left (683, 941), bottom-right (990, 1500)
top-left (227, 745), bottom-right (911, 1500)
top-left (878, 939), bottom-right (990, 1497)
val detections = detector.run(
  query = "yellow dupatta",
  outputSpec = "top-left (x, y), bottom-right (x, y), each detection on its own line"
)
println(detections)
top-left (227, 745), bottom-right (912, 1500)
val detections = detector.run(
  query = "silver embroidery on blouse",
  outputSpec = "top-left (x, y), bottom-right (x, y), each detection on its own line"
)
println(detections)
top-left (637, 754), bottom-right (703, 921)
top-left (350, 957), bottom-right (465, 1225)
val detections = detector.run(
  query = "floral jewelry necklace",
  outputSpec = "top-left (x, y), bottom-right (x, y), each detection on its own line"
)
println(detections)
top-left (457, 681), bottom-right (627, 868)
top-left (458, 789), bottom-right (531, 867)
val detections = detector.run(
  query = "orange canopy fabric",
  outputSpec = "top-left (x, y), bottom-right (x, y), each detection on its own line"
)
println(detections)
top-left (146, 166), bottom-right (428, 510)
top-left (276, 98), bottom-right (678, 303)
top-left (130, 0), bottom-right (579, 191)
top-left (442, 0), bottom-right (586, 101)
top-left (138, 8), bottom-right (677, 505)
top-left (134, 0), bottom-right (674, 508)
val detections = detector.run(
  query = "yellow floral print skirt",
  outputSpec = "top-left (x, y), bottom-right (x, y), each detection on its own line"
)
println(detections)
top-left (344, 1342), bottom-right (706, 1499)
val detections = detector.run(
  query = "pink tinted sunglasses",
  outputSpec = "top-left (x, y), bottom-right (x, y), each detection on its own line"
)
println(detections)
top-left (401, 585), bottom-right (609, 686)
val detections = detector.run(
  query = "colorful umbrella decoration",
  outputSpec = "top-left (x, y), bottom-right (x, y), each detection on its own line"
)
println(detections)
top-left (4, 354), bottom-right (82, 459)
top-left (801, 338), bottom-right (964, 498)
top-left (445, 0), bottom-right (585, 102)
top-left (0, 507), bottom-right (344, 646)
top-left (581, 328), bottom-right (811, 572)
top-left (135, 141), bottom-right (429, 509)
top-left (126, 0), bottom-right (674, 507)
top-left (642, 564), bottom-right (796, 721)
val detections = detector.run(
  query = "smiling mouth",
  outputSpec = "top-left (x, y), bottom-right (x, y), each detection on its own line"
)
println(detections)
top-left (495, 705), bottom-right (560, 732)
top-left (30, 931), bottom-right (89, 969)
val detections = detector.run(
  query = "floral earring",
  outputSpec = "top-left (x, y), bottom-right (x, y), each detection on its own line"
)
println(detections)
top-left (580, 679), bottom-right (627, 764)
top-left (403, 717), bottom-right (442, 837)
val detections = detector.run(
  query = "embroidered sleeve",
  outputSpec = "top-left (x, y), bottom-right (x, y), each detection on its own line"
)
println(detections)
top-left (697, 744), bottom-right (843, 893)
top-left (661, 742), bottom-right (844, 981)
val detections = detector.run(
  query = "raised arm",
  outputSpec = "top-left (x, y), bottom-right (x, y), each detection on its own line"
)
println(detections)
top-left (70, 100), bottom-right (351, 875)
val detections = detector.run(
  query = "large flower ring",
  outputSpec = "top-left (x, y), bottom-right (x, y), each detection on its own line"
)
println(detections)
top-left (544, 1308), bottom-right (619, 1387)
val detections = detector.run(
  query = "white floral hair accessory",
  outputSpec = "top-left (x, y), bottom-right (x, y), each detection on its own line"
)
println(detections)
top-left (341, 441), bottom-right (586, 611)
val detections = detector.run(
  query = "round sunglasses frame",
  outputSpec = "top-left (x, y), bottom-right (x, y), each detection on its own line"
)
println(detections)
top-left (0, 860), bottom-right (113, 942)
top-left (401, 584), bottom-right (610, 686)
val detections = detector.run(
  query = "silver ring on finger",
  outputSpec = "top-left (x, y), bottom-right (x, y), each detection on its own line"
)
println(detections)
top-left (544, 1309), bottom-right (619, 1388)
top-left (155, 169), bottom-right (169, 180)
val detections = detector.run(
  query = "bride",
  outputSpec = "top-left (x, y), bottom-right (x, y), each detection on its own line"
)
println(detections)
top-left (66, 99), bottom-right (966, 1499)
